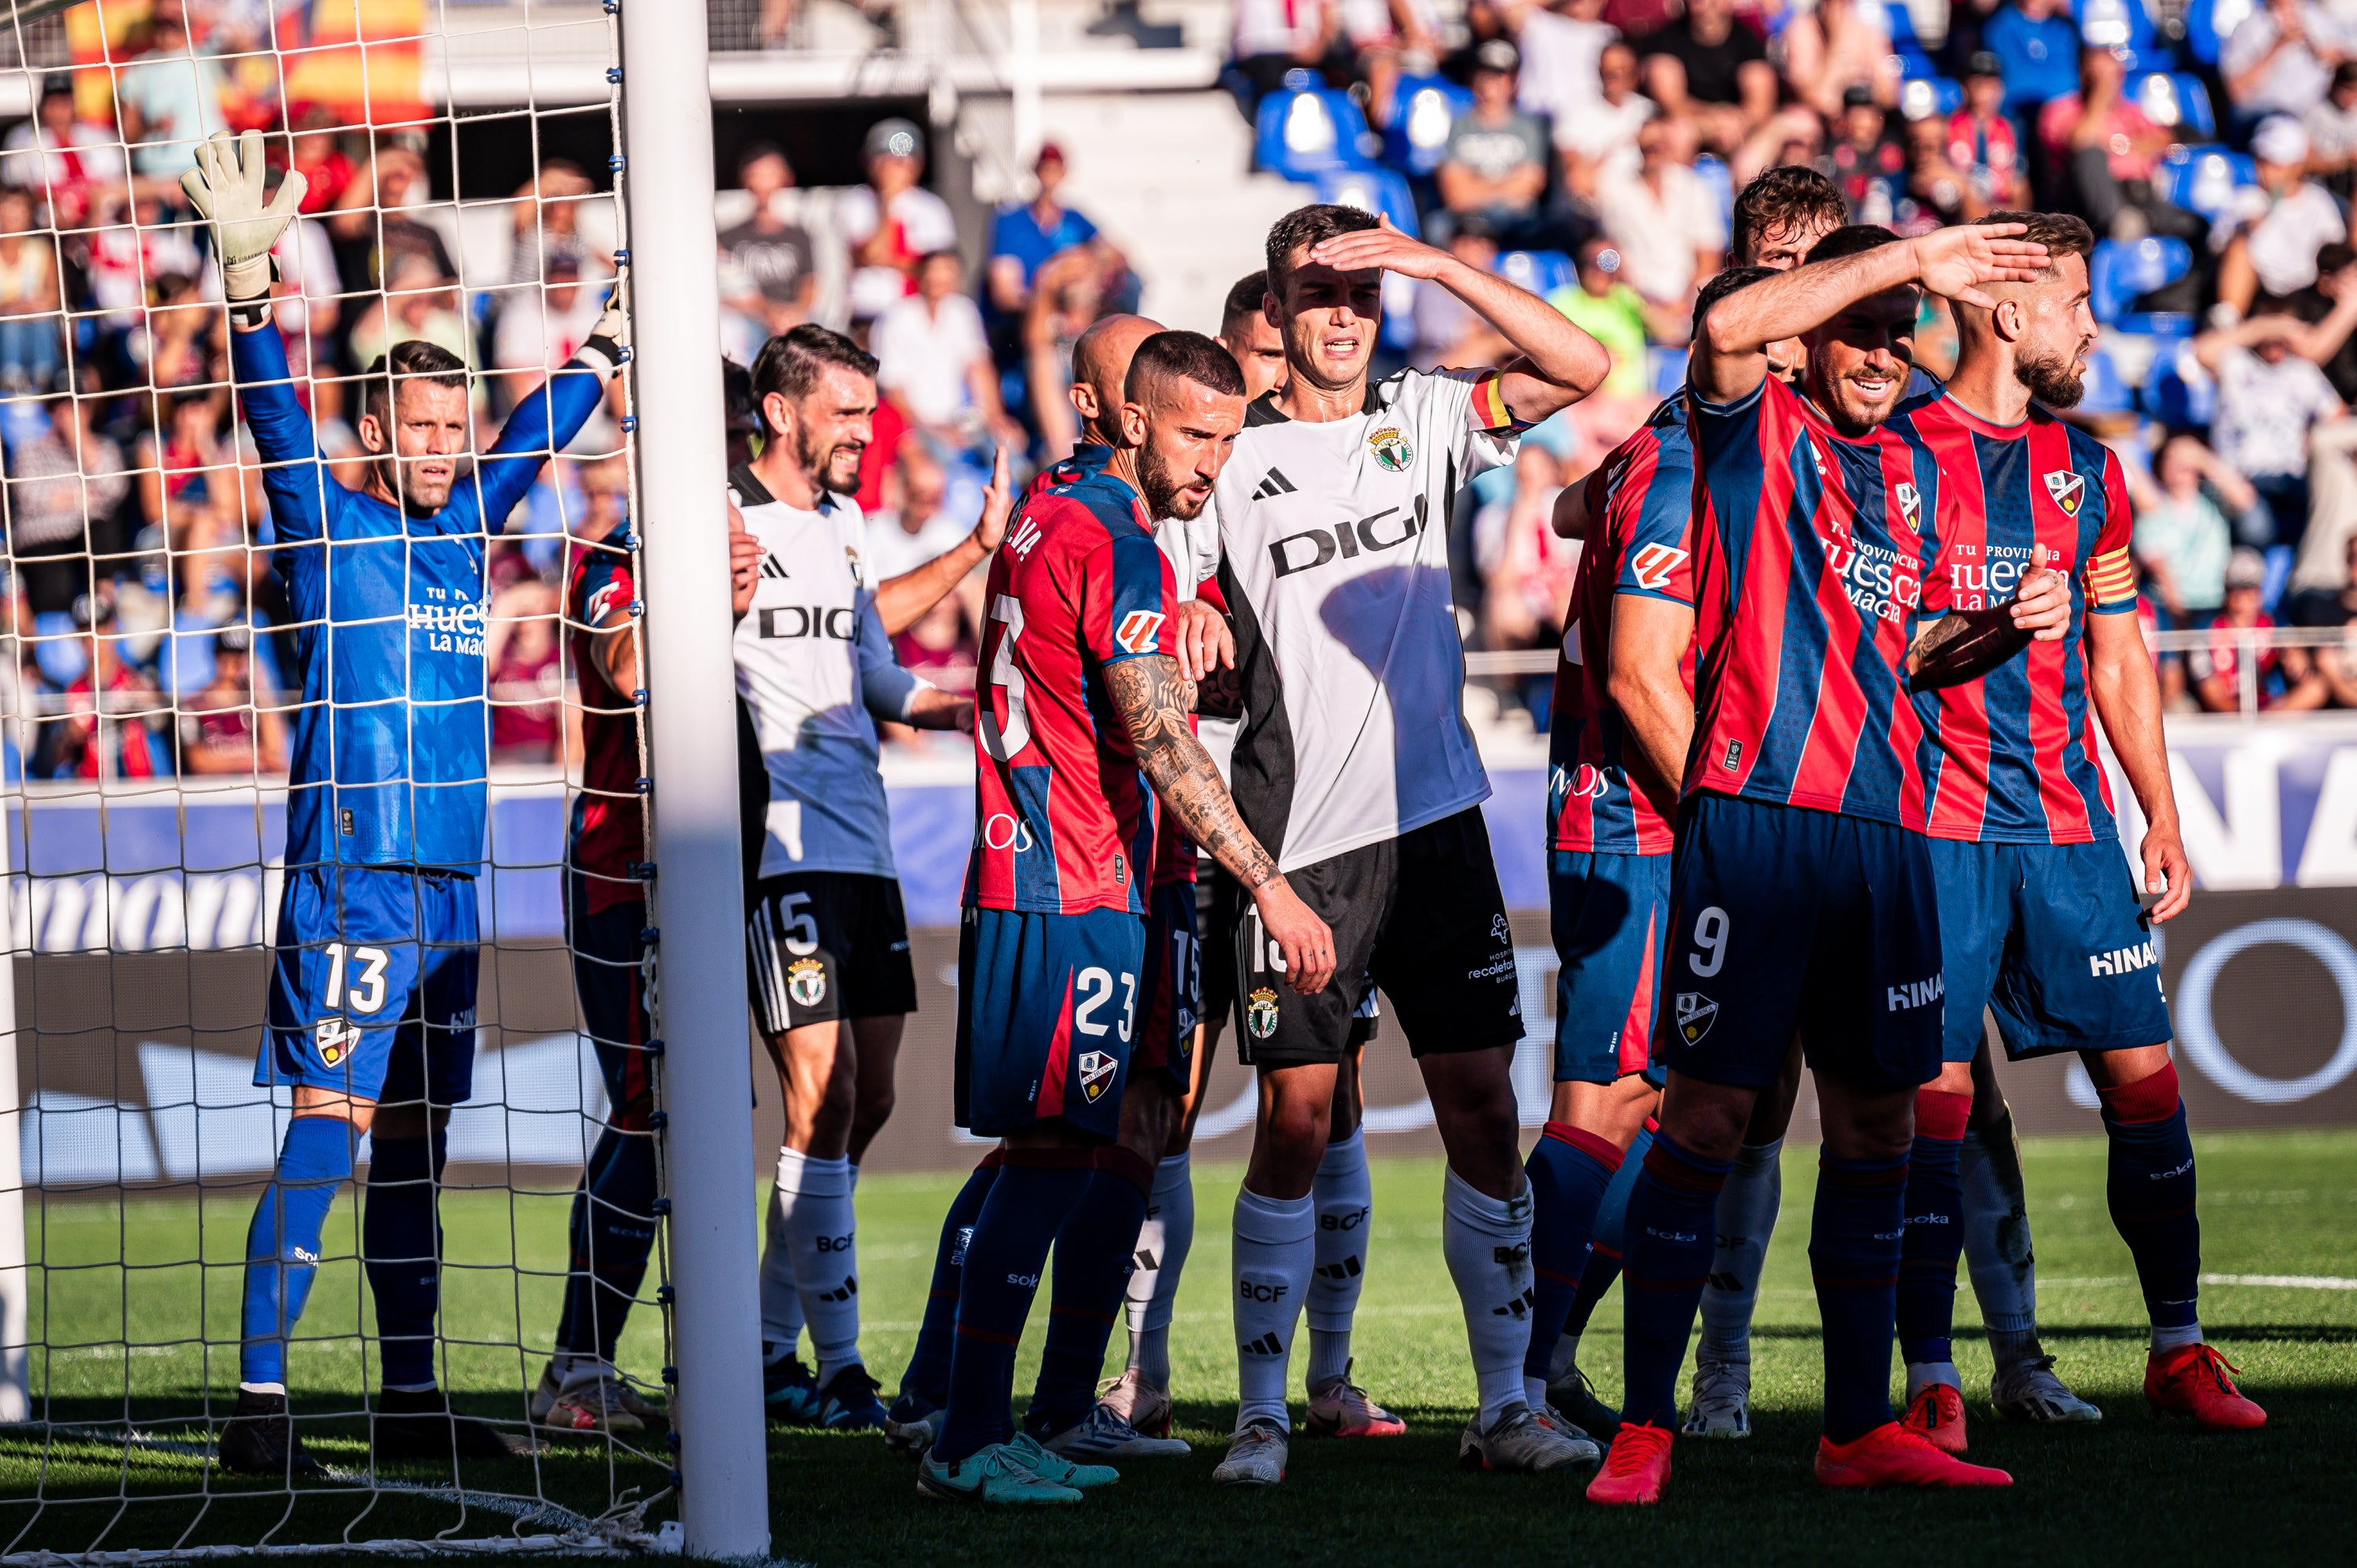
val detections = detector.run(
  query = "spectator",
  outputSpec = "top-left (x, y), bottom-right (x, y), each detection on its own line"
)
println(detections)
top-left (1898, 115), bottom-right (1988, 232)
top-left (260, 212), bottom-right (344, 408)
top-left (2304, 60), bottom-right (2357, 189)
top-left (719, 143), bottom-right (817, 357)
top-left (508, 158), bottom-right (599, 288)
top-left (176, 622), bottom-right (285, 775)
top-left (2042, 46), bottom-right (2189, 240)
top-left (2289, 413), bottom-right (2357, 617)
top-left (0, 190), bottom-right (61, 394)
top-left (83, 187), bottom-right (203, 332)
top-left (494, 256), bottom-right (614, 414)
top-left (2190, 548), bottom-right (2325, 709)
top-left (2223, 0), bottom-right (2352, 123)
top-left (1231, 0), bottom-right (1343, 103)
top-left (2308, 536), bottom-right (2357, 702)
top-left (1822, 84), bottom-right (1908, 225)
top-left (1510, 0), bottom-right (1615, 131)
top-left (486, 578), bottom-right (563, 765)
top-left (114, 0), bottom-right (229, 185)
top-left (1596, 114), bottom-right (1725, 307)
top-left (1475, 441), bottom-right (1574, 650)
top-left (1982, 0), bottom-right (2081, 122)
top-left (2129, 435), bottom-right (2250, 624)
top-left (872, 250), bottom-right (1025, 460)
top-left (2216, 115), bottom-right (2347, 312)
top-left (1022, 244), bottom-right (1111, 453)
top-left (2289, 241), bottom-right (2357, 401)
top-left (1410, 218), bottom-right (1512, 368)
top-left (1945, 50), bottom-right (2029, 209)
top-left (2197, 299), bottom-right (2346, 546)
top-left (5, 397), bottom-right (131, 617)
top-left (37, 606), bottom-right (164, 780)
top-left (864, 442), bottom-right (974, 584)
top-left (839, 118), bottom-right (959, 324)
top-left (1, 79), bottom-right (127, 233)
top-left (347, 254), bottom-right (474, 379)
top-left (327, 145), bottom-right (456, 294)
top-left (1337, 0), bottom-right (1443, 128)
top-left (987, 144), bottom-right (1123, 325)
top-left (1781, 0), bottom-right (1897, 120)
top-left (1634, 0), bottom-right (1775, 154)
top-left (1435, 40), bottom-right (1567, 247)
top-left (284, 101), bottom-right (357, 215)
top-left (1559, 38), bottom-right (1655, 203)
top-left (1549, 236), bottom-right (1682, 390)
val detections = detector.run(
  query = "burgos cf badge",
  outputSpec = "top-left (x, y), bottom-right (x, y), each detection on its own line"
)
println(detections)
top-left (1674, 992), bottom-right (1718, 1046)
top-left (1894, 482), bottom-right (1923, 530)
top-left (2044, 471), bottom-right (2086, 517)
top-left (786, 958), bottom-right (828, 1009)
top-left (1077, 1050), bottom-right (1116, 1101)
top-left (1114, 610), bottom-right (1165, 655)
top-left (313, 1017), bottom-right (362, 1067)
top-left (1247, 987), bottom-right (1280, 1039)
top-left (1368, 425), bottom-right (1413, 473)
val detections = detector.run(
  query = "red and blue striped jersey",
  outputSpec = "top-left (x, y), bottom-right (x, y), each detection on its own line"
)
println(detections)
top-left (966, 466), bottom-right (1175, 915)
top-left (1891, 392), bottom-right (2138, 844)
top-left (1549, 399), bottom-right (1695, 855)
top-left (1686, 372), bottom-right (1956, 829)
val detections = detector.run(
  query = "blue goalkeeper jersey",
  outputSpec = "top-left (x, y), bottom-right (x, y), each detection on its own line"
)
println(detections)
top-left (234, 324), bottom-right (607, 871)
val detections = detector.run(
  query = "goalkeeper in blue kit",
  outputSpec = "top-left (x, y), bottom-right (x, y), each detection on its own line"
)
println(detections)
top-left (185, 133), bottom-right (629, 1475)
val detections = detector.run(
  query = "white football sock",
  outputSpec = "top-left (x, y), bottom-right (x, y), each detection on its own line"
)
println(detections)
top-left (1442, 1168), bottom-right (1535, 1430)
top-left (759, 1147), bottom-right (806, 1354)
top-left (1306, 1128), bottom-right (1371, 1392)
top-left (1906, 1359), bottom-right (1963, 1400)
top-left (1959, 1112), bottom-right (2041, 1365)
top-left (1696, 1138), bottom-right (1781, 1364)
top-left (1233, 1186), bottom-right (1313, 1433)
top-left (775, 1146), bottom-right (861, 1386)
top-left (1547, 1331), bottom-right (1582, 1382)
top-left (1126, 1152), bottom-right (1193, 1388)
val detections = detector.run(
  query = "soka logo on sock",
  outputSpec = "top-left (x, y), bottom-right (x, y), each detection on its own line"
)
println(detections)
top-left (1077, 1050), bottom-right (1116, 1101)
top-left (1674, 993), bottom-right (1718, 1044)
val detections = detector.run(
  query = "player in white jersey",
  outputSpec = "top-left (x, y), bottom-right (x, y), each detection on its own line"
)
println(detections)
top-left (1208, 206), bottom-right (1615, 1486)
top-left (733, 325), bottom-right (1010, 1430)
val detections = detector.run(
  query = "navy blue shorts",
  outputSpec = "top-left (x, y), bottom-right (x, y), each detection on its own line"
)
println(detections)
top-left (956, 906), bottom-right (1147, 1141)
top-left (1931, 837), bottom-right (2172, 1061)
top-left (1653, 793), bottom-right (1943, 1092)
top-left (1134, 880), bottom-right (1200, 1092)
top-left (262, 864), bottom-right (478, 1106)
top-left (568, 865), bottom-right (654, 1130)
top-left (1550, 849), bottom-right (1668, 1086)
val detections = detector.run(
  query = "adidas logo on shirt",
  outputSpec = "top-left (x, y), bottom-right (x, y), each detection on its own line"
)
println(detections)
top-left (1251, 467), bottom-right (1297, 500)
top-left (761, 554), bottom-right (791, 580)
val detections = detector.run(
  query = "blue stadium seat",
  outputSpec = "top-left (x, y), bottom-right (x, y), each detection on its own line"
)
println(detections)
top-left (1382, 74), bottom-right (1472, 178)
top-left (1900, 75), bottom-right (1965, 119)
top-left (2182, 0), bottom-right (2254, 65)
top-left (2089, 234), bottom-right (2193, 326)
top-left (2140, 335), bottom-right (2216, 427)
top-left (2160, 144), bottom-right (2258, 218)
top-left (1255, 74), bottom-right (1378, 176)
top-left (2132, 71), bottom-right (2217, 139)
top-left (1693, 153), bottom-right (1735, 236)
top-left (1649, 346), bottom-right (1690, 397)
top-left (1495, 249), bottom-right (1574, 297)
top-left (2079, 345), bottom-right (2135, 416)
top-left (1309, 166), bottom-right (1420, 235)
top-left (1886, 2), bottom-right (1939, 76)
top-left (2076, 0), bottom-right (2157, 54)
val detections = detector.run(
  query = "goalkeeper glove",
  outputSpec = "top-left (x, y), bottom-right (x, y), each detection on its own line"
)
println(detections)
top-left (180, 130), bottom-right (308, 310)
top-left (577, 279), bottom-right (630, 379)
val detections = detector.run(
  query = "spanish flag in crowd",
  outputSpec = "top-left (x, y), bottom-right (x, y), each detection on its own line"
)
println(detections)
top-left (66, 0), bottom-right (428, 129)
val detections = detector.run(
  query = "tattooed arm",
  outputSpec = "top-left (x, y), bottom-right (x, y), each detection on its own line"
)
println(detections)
top-left (1105, 653), bottom-right (1336, 995)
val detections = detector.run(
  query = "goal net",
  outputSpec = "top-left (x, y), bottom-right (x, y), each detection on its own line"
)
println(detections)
top-left (0, 1), bottom-right (684, 1556)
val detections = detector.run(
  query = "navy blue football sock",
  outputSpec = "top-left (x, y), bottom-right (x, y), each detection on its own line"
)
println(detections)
top-left (1523, 1123), bottom-right (1621, 1389)
top-left (935, 1158), bottom-right (1092, 1463)
top-left (1897, 1090), bottom-right (1972, 1370)
top-left (900, 1154), bottom-right (1000, 1407)
top-left (364, 1129), bottom-right (448, 1390)
top-left (1618, 1132), bottom-right (1728, 1430)
top-left (2099, 1062), bottom-right (2201, 1336)
top-left (1025, 1156), bottom-right (1151, 1438)
top-left (554, 1127), bottom-right (659, 1363)
top-left (1811, 1149), bottom-right (1911, 1445)
top-left (1563, 1121), bottom-right (1651, 1339)
top-left (240, 1116), bottom-right (357, 1387)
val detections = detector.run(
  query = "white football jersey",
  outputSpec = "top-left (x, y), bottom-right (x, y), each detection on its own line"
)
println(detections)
top-left (729, 465), bottom-right (923, 881)
top-left (1214, 368), bottom-right (1517, 870)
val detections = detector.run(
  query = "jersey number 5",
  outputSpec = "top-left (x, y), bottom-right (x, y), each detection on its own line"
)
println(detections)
top-left (980, 594), bottom-right (1030, 764)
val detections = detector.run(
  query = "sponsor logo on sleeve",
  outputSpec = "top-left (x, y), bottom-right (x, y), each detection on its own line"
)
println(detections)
top-left (1629, 542), bottom-right (1689, 592)
top-left (1114, 610), bottom-right (1165, 654)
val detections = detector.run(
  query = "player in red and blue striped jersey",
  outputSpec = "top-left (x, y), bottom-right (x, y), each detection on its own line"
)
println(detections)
top-left (1589, 222), bottom-right (2072, 1506)
top-left (922, 332), bottom-right (1333, 1507)
top-left (1886, 213), bottom-right (2263, 1445)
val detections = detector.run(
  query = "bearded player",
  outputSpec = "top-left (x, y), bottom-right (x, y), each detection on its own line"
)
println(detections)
top-left (1883, 213), bottom-right (2264, 1444)
top-left (1587, 223), bottom-right (2070, 1505)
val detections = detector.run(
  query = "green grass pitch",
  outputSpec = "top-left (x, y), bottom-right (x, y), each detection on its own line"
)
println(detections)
top-left (3, 1130), bottom-right (2352, 1566)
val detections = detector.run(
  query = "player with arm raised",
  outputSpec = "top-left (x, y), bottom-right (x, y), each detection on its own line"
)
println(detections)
top-left (731, 325), bottom-right (1003, 1433)
top-left (1886, 213), bottom-right (2263, 1442)
top-left (1586, 222), bottom-right (2069, 1506)
top-left (918, 332), bottom-right (1333, 1506)
top-left (1208, 203), bottom-right (1613, 1489)
top-left (187, 131), bottom-right (627, 1474)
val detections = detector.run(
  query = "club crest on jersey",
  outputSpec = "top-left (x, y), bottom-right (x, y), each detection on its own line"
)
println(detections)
top-left (786, 958), bottom-right (827, 1009)
top-left (1248, 987), bottom-right (1280, 1039)
top-left (1674, 992), bottom-right (1718, 1045)
top-left (1077, 1050), bottom-right (1116, 1101)
top-left (1629, 543), bottom-right (1689, 592)
top-left (1894, 482), bottom-right (1923, 529)
top-left (1114, 610), bottom-right (1165, 654)
top-left (313, 1017), bottom-right (361, 1067)
top-left (1367, 425), bottom-right (1413, 472)
top-left (2044, 471), bottom-right (2086, 517)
